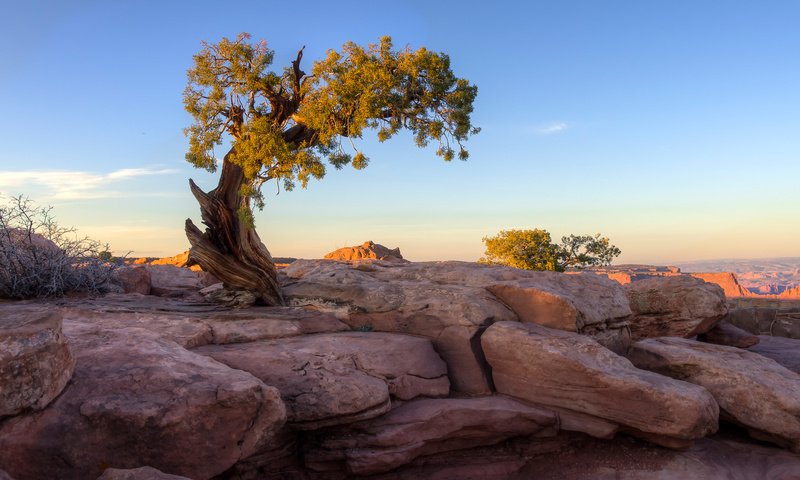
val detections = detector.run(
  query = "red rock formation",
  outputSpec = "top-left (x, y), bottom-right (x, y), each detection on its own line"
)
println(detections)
top-left (689, 272), bottom-right (752, 298)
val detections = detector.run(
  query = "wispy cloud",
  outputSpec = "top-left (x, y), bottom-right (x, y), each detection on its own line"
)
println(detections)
top-left (0, 166), bottom-right (179, 200)
top-left (535, 122), bottom-right (569, 135)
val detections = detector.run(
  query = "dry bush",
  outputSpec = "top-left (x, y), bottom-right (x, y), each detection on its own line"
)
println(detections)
top-left (0, 195), bottom-right (118, 299)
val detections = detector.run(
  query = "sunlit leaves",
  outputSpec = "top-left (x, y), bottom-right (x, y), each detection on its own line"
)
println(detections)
top-left (183, 33), bottom-right (478, 208)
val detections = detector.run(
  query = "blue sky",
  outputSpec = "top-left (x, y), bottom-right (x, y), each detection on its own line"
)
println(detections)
top-left (1, 1), bottom-right (798, 262)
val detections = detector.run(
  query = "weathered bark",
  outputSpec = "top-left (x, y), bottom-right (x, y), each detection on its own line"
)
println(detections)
top-left (185, 153), bottom-right (284, 306)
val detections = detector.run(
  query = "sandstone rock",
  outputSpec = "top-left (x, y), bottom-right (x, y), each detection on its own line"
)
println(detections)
top-left (0, 470), bottom-right (13, 480)
top-left (486, 272), bottom-right (632, 354)
top-left (482, 321), bottom-right (718, 444)
top-left (698, 321), bottom-right (759, 348)
top-left (145, 265), bottom-right (202, 297)
top-left (749, 336), bottom-right (800, 374)
top-left (96, 467), bottom-right (191, 480)
top-left (306, 396), bottom-right (557, 475)
top-left (324, 240), bottom-right (405, 262)
top-left (194, 332), bottom-right (449, 429)
top-left (689, 272), bottom-right (752, 298)
top-left (149, 251), bottom-right (190, 267)
top-left (282, 260), bottom-right (518, 394)
top-left (625, 276), bottom-right (727, 341)
top-left (110, 266), bottom-right (151, 295)
top-left (628, 337), bottom-right (800, 451)
top-left (0, 325), bottom-right (286, 480)
top-left (0, 309), bottom-right (75, 418)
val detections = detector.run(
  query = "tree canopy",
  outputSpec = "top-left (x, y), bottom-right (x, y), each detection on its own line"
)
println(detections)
top-left (184, 33), bottom-right (479, 216)
top-left (479, 229), bottom-right (621, 271)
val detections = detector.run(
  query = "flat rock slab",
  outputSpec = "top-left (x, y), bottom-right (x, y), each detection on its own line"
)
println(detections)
top-left (306, 396), bottom-right (557, 476)
top-left (144, 265), bottom-right (202, 297)
top-left (96, 467), bottom-right (191, 480)
top-left (516, 434), bottom-right (800, 480)
top-left (750, 336), bottom-right (800, 373)
top-left (0, 325), bottom-right (286, 480)
top-left (194, 332), bottom-right (449, 429)
top-left (58, 296), bottom-right (348, 348)
top-left (628, 337), bottom-right (800, 451)
top-left (0, 308), bottom-right (75, 418)
top-left (482, 321), bottom-right (718, 443)
top-left (625, 276), bottom-right (727, 341)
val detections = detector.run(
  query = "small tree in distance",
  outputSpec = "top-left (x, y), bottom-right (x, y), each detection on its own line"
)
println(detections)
top-left (479, 229), bottom-right (621, 271)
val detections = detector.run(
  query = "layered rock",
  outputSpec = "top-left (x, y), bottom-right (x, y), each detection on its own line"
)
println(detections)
top-left (281, 260), bottom-right (519, 394)
top-left (324, 240), bottom-right (404, 262)
top-left (624, 276), bottom-right (727, 340)
top-left (0, 323), bottom-right (286, 480)
top-left (306, 396), bottom-right (558, 475)
top-left (749, 336), bottom-right (800, 374)
top-left (194, 332), bottom-right (449, 429)
top-left (282, 260), bottom-right (634, 393)
top-left (481, 321), bottom-right (718, 445)
top-left (1, 309), bottom-right (75, 418)
top-left (628, 337), bottom-right (800, 451)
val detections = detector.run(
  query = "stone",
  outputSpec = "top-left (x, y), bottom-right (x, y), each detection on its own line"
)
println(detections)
top-left (625, 276), bottom-right (727, 341)
top-left (628, 337), bottom-right (800, 451)
top-left (149, 251), bottom-right (190, 267)
top-left (110, 266), bottom-right (151, 295)
top-left (0, 309), bottom-right (75, 418)
top-left (324, 240), bottom-right (405, 262)
top-left (0, 325), bottom-right (286, 480)
top-left (145, 265), bottom-right (202, 297)
top-left (200, 284), bottom-right (258, 308)
top-left (194, 332), bottom-right (449, 429)
top-left (486, 271), bottom-right (632, 354)
top-left (688, 272), bottom-right (752, 298)
top-left (96, 467), bottom-right (191, 480)
top-left (698, 321), bottom-right (759, 348)
top-left (281, 260), bottom-right (518, 395)
top-left (750, 336), bottom-right (800, 373)
top-left (0, 470), bottom-right (13, 480)
top-left (481, 321), bottom-right (718, 444)
top-left (306, 396), bottom-right (557, 475)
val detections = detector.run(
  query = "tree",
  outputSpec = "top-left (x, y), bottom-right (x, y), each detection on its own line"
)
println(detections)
top-left (478, 229), bottom-right (560, 271)
top-left (479, 229), bottom-right (621, 271)
top-left (184, 33), bottom-right (478, 305)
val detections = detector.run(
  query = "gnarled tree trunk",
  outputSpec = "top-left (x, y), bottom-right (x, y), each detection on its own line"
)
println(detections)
top-left (185, 153), bottom-right (284, 306)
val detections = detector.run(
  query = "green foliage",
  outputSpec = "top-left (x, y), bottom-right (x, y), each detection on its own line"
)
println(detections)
top-left (479, 229), bottom-right (561, 271)
top-left (184, 33), bottom-right (478, 205)
top-left (479, 229), bottom-right (621, 271)
top-left (356, 322), bottom-right (374, 332)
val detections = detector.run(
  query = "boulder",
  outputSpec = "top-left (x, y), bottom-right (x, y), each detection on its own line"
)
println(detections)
top-left (110, 266), bottom-right (151, 295)
top-left (144, 265), bottom-right (202, 297)
top-left (1, 309), bottom-right (75, 418)
top-left (487, 272), bottom-right (632, 354)
top-left (0, 325), bottom-right (286, 480)
top-left (748, 336), bottom-right (800, 374)
top-left (96, 467), bottom-right (191, 480)
top-left (628, 337), bottom-right (800, 451)
top-left (697, 322), bottom-right (759, 348)
top-left (481, 321), bottom-right (718, 445)
top-left (281, 260), bottom-right (518, 394)
top-left (305, 396), bottom-right (557, 475)
top-left (194, 332), bottom-right (449, 429)
top-left (324, 240), bottom-right (404, 262)
top-left (625, 276), bottom-right (727, 341)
